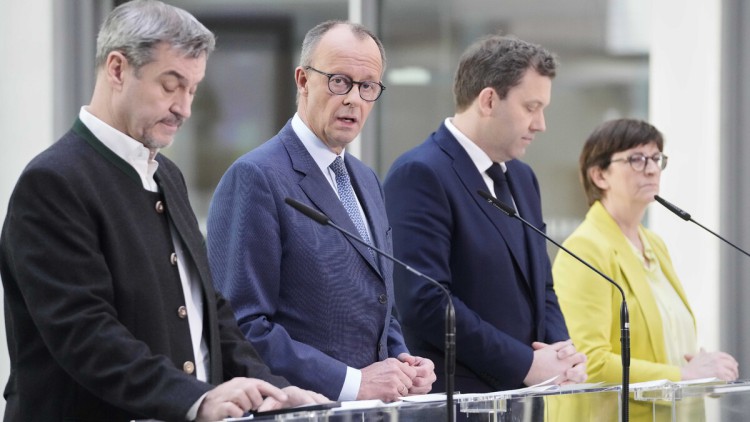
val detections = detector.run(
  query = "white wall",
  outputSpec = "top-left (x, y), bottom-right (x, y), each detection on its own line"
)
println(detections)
top-left (0, 0), bottom-right (54, 414)
top-left (649, 0), bottom-right (722, 410)
top-left (650, 0), bottom-right (721, 353)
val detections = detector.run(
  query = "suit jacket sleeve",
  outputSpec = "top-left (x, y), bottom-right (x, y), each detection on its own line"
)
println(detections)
top-left (527, 171), bottom-right (570, 345)
top-left (385, 159), bottom-right (535, 386)
top-left (207, 159), bottom-right (347, 399)
top-left (213, 290), bottom-right (291, 387)
top-left (3, 164), bottom-right (211, 420)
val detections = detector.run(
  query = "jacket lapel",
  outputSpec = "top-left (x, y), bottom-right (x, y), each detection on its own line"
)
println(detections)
top-left (590, 202), bottom-right (668, 362)
top-left (280, 128), bottom-right (382, 277)
top-left (434, 126), bottom-right (532, 283)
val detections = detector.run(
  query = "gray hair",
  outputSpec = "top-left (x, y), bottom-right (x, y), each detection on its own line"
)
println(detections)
top-left (298, 20), bottom-right (386, 72)
top-left (453, 35), bottom-right (557, 111)
top-left (95, 0), bottom-right (215, 71)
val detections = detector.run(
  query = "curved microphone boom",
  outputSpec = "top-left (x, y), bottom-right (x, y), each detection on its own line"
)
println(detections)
top-left (654, 195), bottom-right (750, 258)
top-left (284, 197), bottom-right (456, 422)
top-left (477, 190), bottom-right (630, 422)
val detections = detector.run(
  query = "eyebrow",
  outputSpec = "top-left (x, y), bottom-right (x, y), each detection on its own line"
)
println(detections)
top-left (161, 70), bottom-right (187, 82)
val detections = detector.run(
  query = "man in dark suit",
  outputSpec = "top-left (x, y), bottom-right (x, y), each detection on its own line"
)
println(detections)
top-left (207, 20), bottom-right (435, 402)
top-left (0, 1), bottom-right (326, 421)
top-left (383, 35), bottom-right (587, 395)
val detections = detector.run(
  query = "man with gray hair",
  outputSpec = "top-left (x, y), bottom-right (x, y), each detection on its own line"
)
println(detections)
top-left (0, 1), bottom-right (325, 420)
top-left (207, 20), bottom-right (435, 403)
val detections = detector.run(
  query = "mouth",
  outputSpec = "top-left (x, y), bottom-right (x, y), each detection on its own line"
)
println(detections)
top-left (160, 115), bottom-right (184, 129)
top-left (337, 115), bottom-right (358, 125)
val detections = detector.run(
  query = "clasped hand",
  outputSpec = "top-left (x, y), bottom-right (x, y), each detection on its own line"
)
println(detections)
top-left (524, 340), bottom-right (587, 386)
top-left (357, 353), bottom-right (437, 402)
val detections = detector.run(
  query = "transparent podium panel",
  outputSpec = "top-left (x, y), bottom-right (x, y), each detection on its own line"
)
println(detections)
top-left (454, 383), bottom-right (621, 422)
top-left (632, 379), bottom-right (750, 422)
top-left (249, 400), bottom-right (449, 422)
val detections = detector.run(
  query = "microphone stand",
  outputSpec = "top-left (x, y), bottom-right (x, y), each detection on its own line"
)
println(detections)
top-left (654, 195), bottom-right (750, 258)
top-left (477, 190), bottom-right (630, 422)
top-left (284, 197), bottom-right (456, 422)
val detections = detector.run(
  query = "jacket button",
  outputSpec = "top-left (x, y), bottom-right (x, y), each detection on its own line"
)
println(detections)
top-left (170, 252), bottom-right (178, 266)
top-left (183, 361), bottom-right (195, 375)
top-left (155, 200), bottom-right (165, 214)
top-left (378, 294), bottom-right (387, 304)
top-left (177, 306), bottom-right (187, 319)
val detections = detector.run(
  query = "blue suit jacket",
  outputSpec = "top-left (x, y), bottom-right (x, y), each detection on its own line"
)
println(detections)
top-left (207, 121), bottom-right (408, 400)
top-left (383, 122), bottom-right (569, 393)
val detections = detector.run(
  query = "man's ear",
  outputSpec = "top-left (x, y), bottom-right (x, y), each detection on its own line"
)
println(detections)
top-left (295, 66), bottom-right (309, 97)
top-left (476, 87), bottom-right (496, 117)
top-left (105, 51), bottom-right (129, 90)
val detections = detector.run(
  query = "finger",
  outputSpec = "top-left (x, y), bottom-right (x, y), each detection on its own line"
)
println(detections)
top-left (200, 402), bottom-right (244, 422)
top-left (531, 341), bottom-right (548, 350)
top-left (556, 343), bottom-right (577, 359)
top-left (565, 352), bottom-right (587, 366)
top-left (257, 397), bottom-right (282, 413)
top-left (255, 382), bottom-right (288, 403)
top-left (566, 365), bottom-right (588, 383)
top-left (313, 392), bottom-right (331, 403)
top-left (548, 339), bottom-right (574, 352)
top-left (398, 364), bottom-right (418, 383)
top-left (398, 353), bottom-right (416, 365)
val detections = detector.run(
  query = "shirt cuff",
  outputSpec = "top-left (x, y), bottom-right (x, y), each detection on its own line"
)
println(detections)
top-left (186, 392), bottom-right (208, 421)
top-left (337, 366), bottom-right (362, 401)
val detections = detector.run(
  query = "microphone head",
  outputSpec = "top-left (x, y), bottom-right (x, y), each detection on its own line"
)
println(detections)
top-left (284, 197), bottom-right (330, 225)
top-left (654, 195), bottom-right (691, 221)
top-left (477, 190), bottom-right (516, 217)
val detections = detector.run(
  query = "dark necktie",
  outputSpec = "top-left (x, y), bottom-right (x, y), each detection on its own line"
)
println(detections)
top-left (486, 163), bottom-right (529, 276)
top-left (329, 156), bottom-right (375, 260)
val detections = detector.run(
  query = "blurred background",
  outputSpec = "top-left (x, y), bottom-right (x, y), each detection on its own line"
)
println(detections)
top-left (2, 0), bottom-right (750, 418)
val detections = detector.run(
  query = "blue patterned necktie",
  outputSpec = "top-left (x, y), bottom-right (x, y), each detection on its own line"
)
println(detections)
top-left (329, 156), bottom-right (375, 259)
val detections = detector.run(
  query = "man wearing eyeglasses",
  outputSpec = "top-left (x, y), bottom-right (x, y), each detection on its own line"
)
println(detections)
top-left (207, 20), bottom-right (436, 403)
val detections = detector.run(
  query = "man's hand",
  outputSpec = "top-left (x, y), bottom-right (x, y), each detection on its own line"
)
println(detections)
top-left (196, 378), bottom-right (287, 422)
top-left (398, 353), bottom-right (437, 395)
top-left (256, 386), bottom-right (331, 412)
top-left (357, 357), bottom-right (417, 402)
top-left (524, 340), bottom-right (587, 386)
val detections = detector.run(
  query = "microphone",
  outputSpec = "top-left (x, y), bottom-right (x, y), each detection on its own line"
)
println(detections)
top-left (654, 195), bottom-right (750, 258)
top-left (477, 190), bottom-right (631, 422)
top-left (284, 197), bottom-right (456, 422)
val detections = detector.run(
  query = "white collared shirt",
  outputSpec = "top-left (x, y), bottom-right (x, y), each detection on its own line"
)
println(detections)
top-left (444, 117), bottom-right (516, 209)
top-left (292, 113), bottom-right (373, 241)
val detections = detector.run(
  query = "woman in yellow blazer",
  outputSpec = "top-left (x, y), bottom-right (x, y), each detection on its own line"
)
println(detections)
top-left (551, 119), bottom-right (738, 421)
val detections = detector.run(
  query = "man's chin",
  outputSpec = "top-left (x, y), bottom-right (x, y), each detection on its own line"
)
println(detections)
top-left (143, 137), bottom-right (174, 151)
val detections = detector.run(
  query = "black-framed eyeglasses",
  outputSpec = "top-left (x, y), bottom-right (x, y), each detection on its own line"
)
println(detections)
top-left (304, 66), bottom-right (385, 102)
top-left (609, 153), bottom-right (669, 172)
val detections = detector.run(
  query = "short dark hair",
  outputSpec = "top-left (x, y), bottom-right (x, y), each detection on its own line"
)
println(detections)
top-left (579, 118), bottom-right (664, 205)
top-left (453, 35), bottom-right (557, 111)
